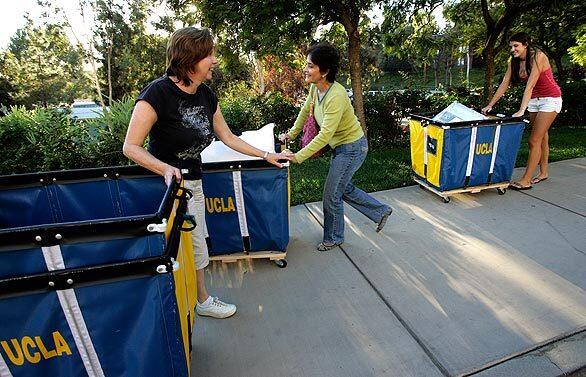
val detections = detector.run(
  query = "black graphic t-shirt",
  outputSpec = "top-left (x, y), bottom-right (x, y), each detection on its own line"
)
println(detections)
top-left (137, 76), bottom-right (218, 179)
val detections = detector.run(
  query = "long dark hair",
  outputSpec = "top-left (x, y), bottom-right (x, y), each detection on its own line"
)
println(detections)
top-left (509, 32), bottom-right (535, 86)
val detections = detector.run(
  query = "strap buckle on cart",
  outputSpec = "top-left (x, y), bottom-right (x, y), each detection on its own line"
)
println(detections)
top-left (156, 257), bottom-right (180, 274)
top-left (180, 215), bottom-right (196, 232)
top-left (147, 218), bottom-right (168, 233)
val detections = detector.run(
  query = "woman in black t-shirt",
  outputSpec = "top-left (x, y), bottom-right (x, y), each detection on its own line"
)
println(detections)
top-left (123, 27), bottom-right (292, 319)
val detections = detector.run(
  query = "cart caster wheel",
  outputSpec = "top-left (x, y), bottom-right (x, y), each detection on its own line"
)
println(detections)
top-left (497, 188), bottom-right (506, 195)
top-left (442, 197), bottom-right (451, 203)
top-left (274, 259), bottom-right (287, 268)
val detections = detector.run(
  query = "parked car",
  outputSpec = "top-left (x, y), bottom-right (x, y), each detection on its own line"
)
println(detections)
top-left (70, 101), bottom-right (104, 120)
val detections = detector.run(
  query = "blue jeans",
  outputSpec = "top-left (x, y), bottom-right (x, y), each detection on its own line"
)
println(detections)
top-left (322, 136), bottom-right (391, 244)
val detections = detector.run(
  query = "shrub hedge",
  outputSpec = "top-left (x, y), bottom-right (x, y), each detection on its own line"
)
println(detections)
top-left (0, 106), bottom-right (94, 174)
top-left (220, 89), bottom-right (298, 136)
top-left (1, 81), bottom-right (583, 175)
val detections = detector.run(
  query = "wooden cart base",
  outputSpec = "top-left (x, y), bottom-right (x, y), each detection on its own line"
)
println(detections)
top-left (414, 176), bottom-right (509, 203)
top-left (209, 251), bottom-right (288, 268)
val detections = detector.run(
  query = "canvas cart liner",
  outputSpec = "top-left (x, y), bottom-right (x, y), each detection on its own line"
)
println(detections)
top-left (408, 114), bottom-right (526, 198)
top-left (0, 166), bottom-right (197, 376)
top-left (198, 125), bottom-right (290, 261)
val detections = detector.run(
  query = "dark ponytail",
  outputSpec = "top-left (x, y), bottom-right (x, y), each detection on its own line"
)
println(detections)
top-left (509, 32), bottom-right (534, 86)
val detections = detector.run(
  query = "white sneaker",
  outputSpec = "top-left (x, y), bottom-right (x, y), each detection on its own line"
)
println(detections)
top-left (196, 297), bottom-right (236, 319)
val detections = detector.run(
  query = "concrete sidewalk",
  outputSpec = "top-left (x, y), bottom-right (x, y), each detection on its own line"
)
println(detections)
top-left (192, 157), bottom-right (586, 377)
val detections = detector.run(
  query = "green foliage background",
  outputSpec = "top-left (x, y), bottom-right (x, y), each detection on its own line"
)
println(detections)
top-left (1, 81), bottom-right (583, 179)
top-left (0, 20), bottom-right (91, 107)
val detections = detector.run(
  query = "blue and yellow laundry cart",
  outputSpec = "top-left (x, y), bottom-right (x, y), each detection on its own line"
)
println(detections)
top-left (0, 166), bottom-right (197, 377)
top-left (200, 125), bottom-right (290, 268)
top-left (409, 114), bottom-right (526, 203)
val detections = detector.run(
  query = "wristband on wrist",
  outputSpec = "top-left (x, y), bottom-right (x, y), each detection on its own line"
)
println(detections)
top-left (262, 151), bottom-right (269, 159)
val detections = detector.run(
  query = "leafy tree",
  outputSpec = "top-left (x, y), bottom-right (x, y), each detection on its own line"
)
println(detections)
top-left (92, 0), bottom-right (168, 103)
top-left (434, 27), bottom-right (461, 89)
top-left (477, 0), bottom-right (551, 100)
top-left (0, 74), bottom-right (15, 108)
top-left (445, 0), bottom-right (553, 101)
top-left (0, 18), bottom-right (91, 107)
top-left (447, 0), bottom-right (582, 99)
top-left (209, 36), bottom-right (253, 95)
top-left (443, 2), bottom-right (486, 87)
top-left (381, 9), bottom-right (440, 85)
top-left (174, 0), bottom-right (388, 133)
top-left (320, 19), bottom-right (383, 92)
top-left (569, 25), bottom-right (586, 67)
top-left (517, 0), bottom-right (586, 81)
top-left (262, 52), bottom-right (308, 102)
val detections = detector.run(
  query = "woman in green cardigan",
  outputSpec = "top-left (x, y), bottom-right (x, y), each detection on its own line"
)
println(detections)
top-left (280, 43), bottom-right (392, 251)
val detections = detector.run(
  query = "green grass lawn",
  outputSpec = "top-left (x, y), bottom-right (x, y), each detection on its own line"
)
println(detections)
top-left (289, 126), bottom-right (586, 206)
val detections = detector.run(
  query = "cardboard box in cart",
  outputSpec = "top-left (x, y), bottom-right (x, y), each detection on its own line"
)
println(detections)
top-left (0, 166), bottom-right (197, 377)
top-left (409, 109), bottom-right (526, 202)
top-left (200, 123), bottom-right (290, 267)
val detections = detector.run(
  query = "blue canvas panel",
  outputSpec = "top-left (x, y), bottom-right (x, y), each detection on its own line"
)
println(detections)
top-left (0, 168), bottom-right (191, 377)
top-left (438, 122), bottom-right (524, 191)
top-left (73, 276), bottom-right (187, 377)
top-left (0, 276), bottom-right (187, 377)
top-left (468, 125), bottom-right (498, 187)
top-left (118, 177), bottom-right (167, 217)
top-left (241, 169), bottom-right (289, 252)
top-left (202, 171), bottom-right (243, 255)
top-left (0, 246), bottom-right (46, 279)
top-left (0, 236), bottom-right (166, 279)
top-left (492, 123), bottom-right (525, 184)
top-left (0, 186), bottom-right (53, 229)
top-left (441, 127), bottom-right (471, 191)
top-left (53, 181), bottom-right (121, 223)
top-left (60, 234), bottom-right (166, 268)
top-left (0, 292), bottom-right (90, 376)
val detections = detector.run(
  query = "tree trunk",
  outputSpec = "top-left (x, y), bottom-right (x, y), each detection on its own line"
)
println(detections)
top-left (479, 0), bottom-right (548, 101)
top-left (445, 52), bottom-right (450, 88)
top-left (107, 41), bottom-right (113, 106)
top-left (344, 23), bottom-right (367, 133)
top-left (89, 40), bottom-right (106, 108)
top-left (466, 46), bottom-right (472, 88)
top-left (553, 55), bottom-right (565, 82)
top-left (483, 45), bottom-right (496, 102)
top-left (449, 49), bottom-right (453, 88)
top-left (434, 56), bottom-right (439, 89)
top-left (252, 53), bottom-right (265, 95)
top-left (63, 3), bottom-right (105, 107)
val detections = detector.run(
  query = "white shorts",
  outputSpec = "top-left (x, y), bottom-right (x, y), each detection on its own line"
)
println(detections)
top-left (184, 179), bottom-right (210, 270)
top-left (527, 97), bottom-right (562, 113)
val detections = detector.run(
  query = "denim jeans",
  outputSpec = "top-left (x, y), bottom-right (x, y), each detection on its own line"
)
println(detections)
top-left (322, 136), bottom-right (391, 244)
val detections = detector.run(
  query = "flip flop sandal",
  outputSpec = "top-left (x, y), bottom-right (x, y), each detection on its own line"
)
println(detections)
top-left (531, 177), bottom-right (548, 184)
top-left (509, 181), bottom-right (532, 190)
top-left (316, 242), bottom-right (342, 251)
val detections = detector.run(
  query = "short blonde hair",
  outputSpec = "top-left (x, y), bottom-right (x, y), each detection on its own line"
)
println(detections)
top-left (166, 27), bottom-right (214, 86)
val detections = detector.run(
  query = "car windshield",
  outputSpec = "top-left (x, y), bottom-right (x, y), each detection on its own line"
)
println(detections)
top-left (72, 103), bottom-right (100, 109)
